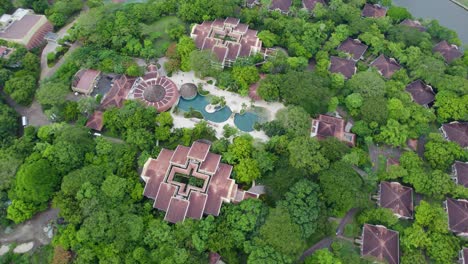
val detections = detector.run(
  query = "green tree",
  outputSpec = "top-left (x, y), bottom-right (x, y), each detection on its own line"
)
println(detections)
top-left (177, 36), bottom-right (196, 71)
top-left (256, 206), bottom-right (304, 259)
top-left (387, 6), bottom-right (412, 22)
top-left (275, 106), bottom-right (311, 137)
top-left (258, 30), bottom-right (279, 48)
top-left (347, 71), bottom-right (386, 98)
top-left (232, 66), bottom-right (259, 96)
top-left (357, 208), bottom-right (398, 228)
top-left (278, 180), bottom-right (324, 239)
top-left (234, 158), bottom-right (261, 184)
top-left (305, 249), bottom-right (342, 264)
top-left (288, 137), bottom-right (329, 175)
top-left (4, 75), bottom-right (37, 105)
top-left (424, 133), bottom-right (466, 170)
top-left (318, 161), bottom-right (365, 216)
top-left (189, 50), bottom-right (217, 78)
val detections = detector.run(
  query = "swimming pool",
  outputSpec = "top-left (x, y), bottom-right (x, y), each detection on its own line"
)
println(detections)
top-left (234, 112), bottom-right (259, 132)
top-left (178, 95), bottom-right (232, 123)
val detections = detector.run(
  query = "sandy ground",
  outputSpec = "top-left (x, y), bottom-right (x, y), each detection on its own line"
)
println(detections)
top-left (163, 65), bottom-right (286, 142)
top-left (12, 242), bottom-right (34, 254)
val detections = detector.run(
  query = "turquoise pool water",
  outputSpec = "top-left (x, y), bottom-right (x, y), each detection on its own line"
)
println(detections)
top-left (178, 95), bottom-right (232, 123)
top-left (234, 112), bottom-right (259, 132)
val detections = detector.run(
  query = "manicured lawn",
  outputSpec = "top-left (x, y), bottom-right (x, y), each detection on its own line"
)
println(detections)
top-left (456, 0), bottom-right (468, 8)
top-left (141, 16), bottom-right (184, 57)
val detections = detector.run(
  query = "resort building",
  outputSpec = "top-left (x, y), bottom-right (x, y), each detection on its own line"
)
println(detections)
top-left (329, 56), bottom-right (356, 79)
top-left (0, 45), bottom-right (14, 59)
top-left (440, 122), bottom-right (468, 148)
top-left (71, 69), bottom-right (101, 95)
top-left (191, 18), bottom-right (270, 68)
top-left (370, 55), bottom-right (401, 79)
top-left (310, 114), bottom-right (356, 146)
top-left (0, 8), bottom-right (52, 49)
top-left (453, 161), bottom-right (468, 188)
top-left (140, 141), bottom-right (259, 223)
top-left (269, 0), bottom-right (292, 14)
top-left (337, 38), bottom-right (368, 61)
top-left (399, 19), bottom-right (426, 32)
top-left (85, 111), bottom-right (104, 132)
top-left (302, 0), bottom-right (326, 11)
top-left (405, 80), bottom-right (435, 107)
top-left (445, 198), bottom-right (468, 237)
top-left (378, 182), bottom-right (413, 219)
top-left (86, 65), bottom-right (179, 131)
top-left (127, 65), bottom-right (179, 112)
top-left (433, 40), bottom-right (463, 63)
top-left (361, 3), bottom-right (387, 18)
top-left (358, 224), bottom-right (399, 264)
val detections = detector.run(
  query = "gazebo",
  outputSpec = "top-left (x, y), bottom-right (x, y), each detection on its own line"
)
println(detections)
top-left (180, 83), bottom-right (198, 100)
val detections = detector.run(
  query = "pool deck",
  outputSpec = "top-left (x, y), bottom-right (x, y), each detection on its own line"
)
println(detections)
top-left (161, 58), bottom-right (286, 141)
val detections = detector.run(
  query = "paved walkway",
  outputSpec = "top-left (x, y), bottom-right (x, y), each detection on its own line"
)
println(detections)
top-left (298, 237), bottom-right (333, 262)
top-left (0, 91), bottom-right (50, 127)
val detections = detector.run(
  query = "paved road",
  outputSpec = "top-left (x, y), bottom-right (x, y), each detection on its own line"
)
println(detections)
top-left (1, 90), bottom-right (50, 127)
top-left (0, 208), bottom-right (58, 246)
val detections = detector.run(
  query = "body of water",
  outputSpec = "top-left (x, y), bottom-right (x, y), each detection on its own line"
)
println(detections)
top-left (178, 95), bottom-right (232, 123)
top-left (393, 0), bottom-right (468, 44)
top-left (234, 112), bottom-right (259, 132)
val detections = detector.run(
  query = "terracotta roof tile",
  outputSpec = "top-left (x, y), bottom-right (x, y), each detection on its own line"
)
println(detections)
top-left (269, 0), bottom-right (292, 12)
top-left (442, 122), bottom-right (468, 148)
top-left (433, 40), bottom-right (463, 63)
top-left (85, 111), bottom-right (104, 131)
top-left (454, 161), bottom-right (468, 188)
top-left (329, 56), bottom-right (356, 79)
top-left (361, 224), bottom-right (399, 264)
top-left (405, 80), bottom-right (435, 106)
top-left (188, 141), bottom-right (211, 161)
top-left (446, 198), bottom-right (468, 234)
top-left (370, 55), bottom-right (401, 79)
top-left (302, 0), bottom-right (325, 10)
top-left (400, 19), bottom-right (426, 32)
top-left (337, 38), bottom-right (368, 61)
top-left (379, 182), bottom-right (413, 218)
top-left (164, 197), bottom-right (189, 223)
top-left (361, 3), bottom-right (387, 18)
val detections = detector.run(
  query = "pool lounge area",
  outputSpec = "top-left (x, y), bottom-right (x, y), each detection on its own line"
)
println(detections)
top-left (177, 94), bottom-right (260, 132)
top-left (178, 95), bottom-right (232, 123)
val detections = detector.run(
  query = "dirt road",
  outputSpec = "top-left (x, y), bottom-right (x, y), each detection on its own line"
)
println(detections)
top-left (0, 208), bottom-right (58, 246)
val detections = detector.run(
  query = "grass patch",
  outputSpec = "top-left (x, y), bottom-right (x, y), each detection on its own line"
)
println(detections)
top-left (141, 16), bottom-right (184, 57)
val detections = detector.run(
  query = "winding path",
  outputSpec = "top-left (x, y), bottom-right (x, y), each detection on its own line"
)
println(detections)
top-left (298, 208), bottom-right (359, 261)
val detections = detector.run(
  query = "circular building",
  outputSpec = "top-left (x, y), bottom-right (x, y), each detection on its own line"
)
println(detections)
top-left (132, 66), bottom-right (179, 112)
top-left (180, 83), bottom-right (198, 100)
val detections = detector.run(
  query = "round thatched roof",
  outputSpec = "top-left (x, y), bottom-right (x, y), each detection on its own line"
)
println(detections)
top-left (143, 85), bottom-right (166, 102)
top-left (180, 83), bottom-right (197, 100)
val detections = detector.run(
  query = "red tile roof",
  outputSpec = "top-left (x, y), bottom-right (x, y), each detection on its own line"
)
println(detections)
top-left (141, 141), bottom-right (256, 223)
top-left (165, 197), bottom-right (189, 223)
top-left (0, 14), bottom-right (52, 49)
top-left (405, 80), bottom-right (435, 106)
top-left (454, 161), bottom-right (468, 188)
top-left (191, 18), bottom-right (265, 67)
top-left (361, 224), bottom-right (399, 264)
top-left (311, 114), bottom-right (356, 146)
top-left (329, 56), bottom-right (356, 79)
top-left (370, 55), bottom-right (401, 79)
top-left (85, 111), bottom-right (104, 131)
top-left (446, 198), bottom-right (468, 235)
top-left (379, 182), bottom-right (413, 219)
top-left (461, 248), bottom-right (468, 264)
top-left (337, 38), bottom-right (368, 61)
top-left (433, 40), bottom-right (463, 63)
top-left (269, 0), bottom-right (292, 12)
top-left (100, 75), bottom-right (136, 109)
top-left (441, 122), bottom-right (468, 148)
top-left (399, 19), bottom-right (426, 32)
top-left (361, 3), bottom-right (387, 18)
top-left (72, 69), bottom-right (101, 95)
top-left (302, 0), bottom-right (325, 10)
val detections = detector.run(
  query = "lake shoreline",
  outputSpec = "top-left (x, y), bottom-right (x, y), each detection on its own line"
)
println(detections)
top-left (450, 0), bottom-right (468, 11)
